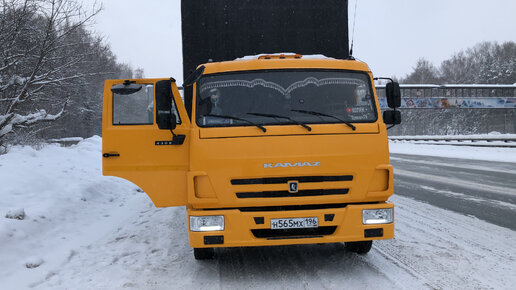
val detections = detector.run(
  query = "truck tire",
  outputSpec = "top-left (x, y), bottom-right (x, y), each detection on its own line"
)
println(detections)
top-left (194, 248), bottom-right (215, 260)
top-left (345, 241), bottom-right (372, 254)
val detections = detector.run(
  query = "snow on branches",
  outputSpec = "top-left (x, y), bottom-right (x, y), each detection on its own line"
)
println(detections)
top-left (0, 105), bottom-right (66, 138)
top-left (400, 41), bottom-right (516, 85)
top-left (0, 0), bottom-right (102, 144)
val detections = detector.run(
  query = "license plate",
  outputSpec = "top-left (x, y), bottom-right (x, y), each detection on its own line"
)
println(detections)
top-left (270, 217), bottom-right (319, 229)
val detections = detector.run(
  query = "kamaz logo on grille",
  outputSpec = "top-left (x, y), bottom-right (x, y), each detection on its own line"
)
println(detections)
top-left (288, 181), bottom-right (299, 193)
top-left (263, 162), bottom-right (321, 169)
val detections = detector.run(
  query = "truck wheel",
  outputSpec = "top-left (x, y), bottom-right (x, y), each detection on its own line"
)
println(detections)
top-left (345, 241), bottom-right (372, 254)
top-left (194, 248), bottom-right (215, 260)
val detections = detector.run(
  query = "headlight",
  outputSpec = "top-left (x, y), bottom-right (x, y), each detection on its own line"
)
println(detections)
top-left (190, 215), bottom-right (225, 232)
top-left (362, 208), bottom-right (393, 224)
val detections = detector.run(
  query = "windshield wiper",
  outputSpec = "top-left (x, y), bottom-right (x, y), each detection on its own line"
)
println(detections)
top-left (247, 112), bottom-right (312, 131)
top-left (291, 109), bottom-right (356, 131)
top-left (204, 114), bottom-right (267, 132)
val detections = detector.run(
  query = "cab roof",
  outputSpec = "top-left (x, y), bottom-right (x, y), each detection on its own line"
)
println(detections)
top-left (201, 56), bottom-right (372, 75)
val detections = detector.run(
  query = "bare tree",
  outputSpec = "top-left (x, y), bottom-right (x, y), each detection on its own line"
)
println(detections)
top-left (439, 51), bottom-right (475, 84)
top-left (0, 0), bottom-right (101, 144)
top-left (400, 58), bottom-right (440, 84)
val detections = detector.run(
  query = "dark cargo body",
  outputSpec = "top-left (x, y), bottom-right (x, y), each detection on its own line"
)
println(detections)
top-left (181, 0), bottom-right (349, 80)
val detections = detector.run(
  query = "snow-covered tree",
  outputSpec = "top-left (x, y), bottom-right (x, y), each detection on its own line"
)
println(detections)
top-left (473, 42), bottom-right (516, 84)
top-left (0, 0), bottom-right (139, 148)
top-left (0, 0), bottom-right (99, 144)
top-left (400, 41), bottom-right (516, 85)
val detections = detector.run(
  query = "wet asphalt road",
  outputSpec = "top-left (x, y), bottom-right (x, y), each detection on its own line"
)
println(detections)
top-left (391, 153), bottom-right (516, 230)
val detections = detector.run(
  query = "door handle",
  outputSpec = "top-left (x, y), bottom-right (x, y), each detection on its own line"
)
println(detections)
top-left (103, 153), bottom-right (120, 158)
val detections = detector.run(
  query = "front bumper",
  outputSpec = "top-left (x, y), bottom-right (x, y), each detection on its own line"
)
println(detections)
top-left (188, 202), bottom-right (394, 248)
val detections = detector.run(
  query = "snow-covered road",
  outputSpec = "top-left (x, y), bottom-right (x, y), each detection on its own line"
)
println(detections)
top-left (30, 195), bottom-right (516, 290)
top-left (1, 138), bottom-right (516, 289)
top-left (391, 153), bottom-right (516, 230)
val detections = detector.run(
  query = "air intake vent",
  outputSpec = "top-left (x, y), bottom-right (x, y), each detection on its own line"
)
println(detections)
top-left (231, 175), bottom-right (353, 185)
top-left (236, 189), bottom-right (349, 198)
top-left (252, 226), bottom-right (337, 239)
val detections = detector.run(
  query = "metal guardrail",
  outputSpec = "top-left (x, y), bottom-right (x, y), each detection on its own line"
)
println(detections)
top-left (45, 136), bottom-right (516, 148)
top-left (389, 136), bottom-right (516, 148)
top-left (46, 138), bottom-right (83, 146)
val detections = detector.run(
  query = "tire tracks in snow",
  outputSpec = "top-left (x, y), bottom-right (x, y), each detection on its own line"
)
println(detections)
top-left (34, 194), bottom-right (516, 289)
top-left (366, 246), bottom-right (437, 289)
top-left (373, 195), bottom-right (516, 289)
top-left (395, 169), bottom-right (516, 197)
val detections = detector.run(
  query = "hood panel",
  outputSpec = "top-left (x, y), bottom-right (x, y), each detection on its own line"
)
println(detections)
top-left (190, 128), bottom-right (391, 209)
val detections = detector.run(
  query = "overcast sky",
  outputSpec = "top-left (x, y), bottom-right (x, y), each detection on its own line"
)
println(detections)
top-left (87, 0), bottom-right (516, 82)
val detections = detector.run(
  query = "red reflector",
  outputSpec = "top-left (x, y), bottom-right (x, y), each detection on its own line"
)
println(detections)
top-left (258, 54), bottom-right (303, 59)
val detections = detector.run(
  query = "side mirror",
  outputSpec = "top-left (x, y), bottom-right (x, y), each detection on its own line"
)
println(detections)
top-left (155, 79), bottom-right (174, 130)
top-left (386, 82), bottom-right (401, 109)
top-left (111, 80), bottom-right (142, 95)
top-left (383, 110), bottom-right (401, 125)
top-left (183, 65), bottom-right (205, 87)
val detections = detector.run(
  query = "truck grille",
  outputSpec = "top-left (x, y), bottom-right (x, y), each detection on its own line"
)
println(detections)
top-left (232, 175), bottom-right (353, 199)
top-left (236, 189), bottom-right (348, 198)
top-left (231, 175), bottom-right (352, 185)
top-left (251, 226), bottom-right (337, 239)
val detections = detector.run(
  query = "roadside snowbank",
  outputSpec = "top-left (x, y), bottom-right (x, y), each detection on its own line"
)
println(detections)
top-left (389, 141), bottom-right (516, 163)
top-left (0, 136), bottom-right (147, 288)
top-left (391, 132), bottom-right (516, 140)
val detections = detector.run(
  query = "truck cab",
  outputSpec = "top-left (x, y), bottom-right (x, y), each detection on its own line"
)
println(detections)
top-left (102, 54), bottom-right (399, 259)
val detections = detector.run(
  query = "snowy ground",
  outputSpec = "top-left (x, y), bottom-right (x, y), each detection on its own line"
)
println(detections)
top-left (389, 141), bottom-right (516, 163)
top-left (1, 138), bottom-right (516, 289)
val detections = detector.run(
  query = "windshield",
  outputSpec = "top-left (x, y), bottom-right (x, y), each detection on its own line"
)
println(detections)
top-left (196, 70), bottom-right (377, 128)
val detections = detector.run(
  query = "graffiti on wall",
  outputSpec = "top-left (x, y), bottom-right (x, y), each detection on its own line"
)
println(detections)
top-left (378, 98), bottom-right (516, 109)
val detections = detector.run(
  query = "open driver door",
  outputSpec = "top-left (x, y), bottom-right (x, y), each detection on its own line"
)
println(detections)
top-left (102, 78), bottom-right (189, 207)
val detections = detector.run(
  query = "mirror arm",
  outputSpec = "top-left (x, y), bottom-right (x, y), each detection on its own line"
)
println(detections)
top-left (183, 65), bottom-right (206, 87)
top-left (373, 77), bottom-right (393, 82)
top-left (168, 127), bottom-right (186, 145)
top-left (387, 107), bottom-right (395, 130)
top-left (386, 106), bottom-right (401, 130)
top-left (169, 113), bottom-right (185, 145)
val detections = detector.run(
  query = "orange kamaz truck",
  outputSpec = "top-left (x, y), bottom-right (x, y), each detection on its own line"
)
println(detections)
top-left (102, 0), bottom-right (401, 260)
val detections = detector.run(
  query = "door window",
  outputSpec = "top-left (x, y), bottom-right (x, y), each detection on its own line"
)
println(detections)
top-left (113, 84), bottom-right (154, 125)
top-left (113, 84), bottom-right (181, 125)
